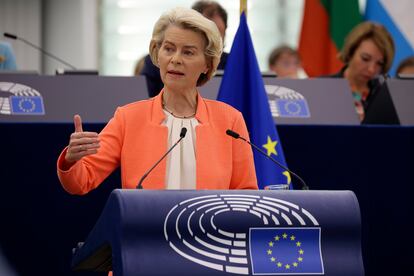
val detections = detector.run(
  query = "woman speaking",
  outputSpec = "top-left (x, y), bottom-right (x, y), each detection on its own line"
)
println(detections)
top-left (57, 7), bottom-right (258, 194)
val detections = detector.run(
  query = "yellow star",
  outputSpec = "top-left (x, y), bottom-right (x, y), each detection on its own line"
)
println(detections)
top-left (285, 264), bottom-right (290, 269)
top-left (274, 235), bottom-right (280, 241)
top-left (267, 249), bottom-right (272, 255)
top-left (296, 241), bottom-right (301, 247)
top-left (262, 136), bottom-right (278, 156)
top-left (299, 249), bottom-right (304, 255)
top-left (277, 262), bottom-right (282, 267)
top-left (269, 241), bottom-right (274, 247)
top-left (283, 171), bottom-right (291, 184)
top-left (290, 235), bottom-right (295, 241)
top-left (298, 257), bottom-right (303, 262)
top-left (282, 233), bottom-right (288, 239)
top-left (293, 262), bottom-right (298, 267)
top-left (270, 257), bottom-right (276, 262)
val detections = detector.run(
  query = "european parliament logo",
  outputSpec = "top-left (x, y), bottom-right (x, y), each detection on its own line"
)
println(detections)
top-left (164, 194), bottom-right (324, 275)
top-left (265, 85), bottom-right (310, 118)
top-left (0, 82), bottom-right (45, 115)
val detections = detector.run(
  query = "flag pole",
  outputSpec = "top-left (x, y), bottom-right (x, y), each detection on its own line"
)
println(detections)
top-left (240, 0), bottom-right (247, 17)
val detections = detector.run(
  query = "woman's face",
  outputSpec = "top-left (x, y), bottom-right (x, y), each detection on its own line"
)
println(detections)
top-left (158, 25), bottom-right (209, 92)
top-left (347, 39), bottom-right (384, 84)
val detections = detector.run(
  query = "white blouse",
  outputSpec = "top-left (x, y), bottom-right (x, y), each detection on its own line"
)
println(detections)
top-left (163, 110), bottom-right (199, 189)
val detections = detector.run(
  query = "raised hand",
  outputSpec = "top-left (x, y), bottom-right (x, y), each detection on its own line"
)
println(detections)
top-left (65, 114), bottom-right (100, 163)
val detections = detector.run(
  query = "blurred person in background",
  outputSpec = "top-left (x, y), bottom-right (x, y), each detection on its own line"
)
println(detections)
top-left (396, 56), bottom-right (414, 76)
top-left (0, 42), bottom-right (17, 70)
top-left (141, 0), bottom-right (229, 97)
top-left (133, 55), bottom-right (146, 76)
top-left (322, 22), bottom-right (395, 122)
top-left (268, 45), bottom-right (302, 78)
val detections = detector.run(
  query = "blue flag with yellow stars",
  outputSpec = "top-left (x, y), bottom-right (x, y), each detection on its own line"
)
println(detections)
top-left (10, 96), bottom-right (45, 115)
top-left (217, 13), bottom-right (290, 189)
top-left (249, 228), bottom-right (324, 274)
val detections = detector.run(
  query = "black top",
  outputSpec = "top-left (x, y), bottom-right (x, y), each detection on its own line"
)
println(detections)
top-left (140, 52), bottom-right (229, 98)
top-left (321, 67), bottom-right (400, 125)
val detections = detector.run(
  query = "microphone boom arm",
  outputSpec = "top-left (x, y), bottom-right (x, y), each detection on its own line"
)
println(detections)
top-left (3, 32), bottom-right (77, 70)
top-left (136, 128), bottom-right (187, 189)
top-left (226, 129), bottom-right (309, 190)
top-left (19, 37), bottom-right (77, 70)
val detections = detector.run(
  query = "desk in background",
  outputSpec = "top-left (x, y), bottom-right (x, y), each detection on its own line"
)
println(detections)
top-left (0, 75), bottom-right (359, 125)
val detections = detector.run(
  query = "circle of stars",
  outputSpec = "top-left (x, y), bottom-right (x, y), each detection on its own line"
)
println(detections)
top-left (18, 98), bottom-right (36, 113)
top-left (266, 232), bottom-right (304, 270)
top-left (283, 101), bottom-right (302, 115)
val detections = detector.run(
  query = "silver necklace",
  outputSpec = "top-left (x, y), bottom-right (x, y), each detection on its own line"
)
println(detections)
top-left (162, 102), bottom-right (196, 119)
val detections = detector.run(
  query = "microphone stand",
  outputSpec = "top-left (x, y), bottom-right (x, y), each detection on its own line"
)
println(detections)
top-left (4, 32), bottom-right (77, 70)
top-left (137, 127), bottom-right (187, 189)
top-left (226, 129), bottom-right (309, 190)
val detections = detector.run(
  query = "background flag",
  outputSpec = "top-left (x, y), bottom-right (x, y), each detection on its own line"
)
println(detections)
top-left (298, 0), bottom-right (362, 77)
top-left (365, 0), bottom-right (414, 76)
top-left (217, 13), bottom-right (290, 190)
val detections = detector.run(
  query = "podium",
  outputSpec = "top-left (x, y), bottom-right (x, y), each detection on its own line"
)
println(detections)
top-left (71, 190), bottom-right (364, 276)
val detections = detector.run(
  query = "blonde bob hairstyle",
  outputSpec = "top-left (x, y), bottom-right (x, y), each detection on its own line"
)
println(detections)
top-left (339, 21), bottom-right (395, 74)
top-left (149, 7), bottom-right (223, 86)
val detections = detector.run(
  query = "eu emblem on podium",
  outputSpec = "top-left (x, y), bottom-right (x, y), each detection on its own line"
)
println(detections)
top-left (249, 227), bottom-right (324, 274)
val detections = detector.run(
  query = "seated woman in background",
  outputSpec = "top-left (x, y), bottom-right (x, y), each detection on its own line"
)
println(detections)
top-left (56, 7), bottom-right (257, 195)
top-left (396, 56), bottom-right (414, 76)
top-left (268, 45), bottom-right (302, 78)
top-left (326, 22), bottom-right (395, 122)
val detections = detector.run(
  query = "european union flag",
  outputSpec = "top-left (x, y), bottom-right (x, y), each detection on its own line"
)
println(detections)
top-left (249, 228), bottom-right (324, 274)
top-left (11, 96), bottom-right (45, 115)
top-left (277, 99), bottom-right (310, 118)
top-left (217, 13), bottom-right (290, 189)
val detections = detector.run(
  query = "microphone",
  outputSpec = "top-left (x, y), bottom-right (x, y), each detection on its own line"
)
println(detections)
top-left (136, 127), bottom-right (187, 189)
top-left (226, 129), bottom-right (309, 190)
top-left (3, 32), bottom-right (77, 70)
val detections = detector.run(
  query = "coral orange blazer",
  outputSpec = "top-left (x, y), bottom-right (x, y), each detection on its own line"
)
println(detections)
top-left (57, 92), bottom-right (258, 194)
